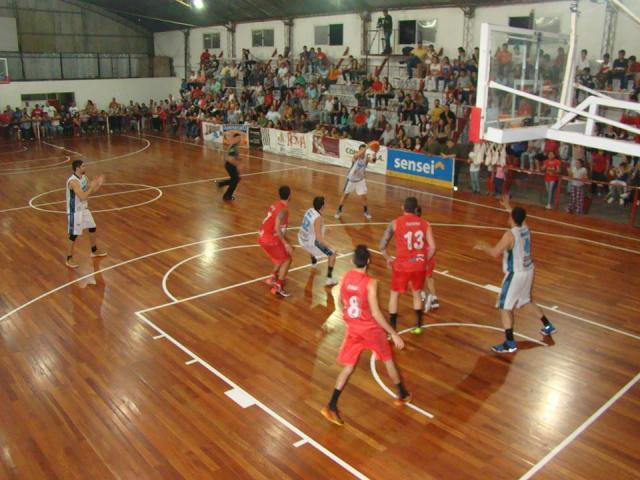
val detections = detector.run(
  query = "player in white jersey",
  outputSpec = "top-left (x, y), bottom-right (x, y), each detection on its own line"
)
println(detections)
top-left (65, 159), bottom-right (107, 268)
top-left (474, 198), bottom-right (556, 353)
top-left (298, 196), bottom-right (338, 286)
top-left (334, 141), bottom-right (380, 220)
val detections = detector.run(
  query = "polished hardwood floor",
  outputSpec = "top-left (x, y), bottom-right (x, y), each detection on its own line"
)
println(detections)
top-left (0, 133), bottom-right (638, 479)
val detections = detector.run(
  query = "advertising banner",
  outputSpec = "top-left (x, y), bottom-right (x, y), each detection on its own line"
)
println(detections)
top-left (248, 127), bottom-right (262, 149)
top-left (311, 135), bottom-right (340, 158)
top-left (222, 124), bottom-right (248, 146)
top-left (386, 149), bottom-right (455, 188)
top-left (202, 122), bottom-right (223, 144)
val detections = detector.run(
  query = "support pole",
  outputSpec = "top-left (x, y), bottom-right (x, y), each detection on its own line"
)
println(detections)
top-left (183, 29), bottom-right (191, 80)
top-left (600, 1), bottom-right (618, 58)
top-left (558, 1), bottom-right (578, 119)
top-left (462, 7), bottom-right (475, 54)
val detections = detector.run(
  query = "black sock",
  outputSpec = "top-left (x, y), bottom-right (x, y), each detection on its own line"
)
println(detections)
top-left (414, 309), bottom-right (422, 328)
top-left (91, 245), bottom-right (97, 253)
top-left (540, 315), bottom-right (550, 327)
top-left (311, 256), bottom-right (317, 265)
top-left (66, 255), bottom-right (72, 261)
top-left (328, 388), bottom-right (342, 411)
top-left (337, 205), bottom-right (343, 212)
top-left (328, 266), bottom-right (333, 278)
top-left (364, 205), bottom-right (369, 213)
top-left (505, 328), bottom-right (514, 342)
top-left (396, 382), bottom-right (409, 399)
top-left (390, 313), bottom-right (398, 330)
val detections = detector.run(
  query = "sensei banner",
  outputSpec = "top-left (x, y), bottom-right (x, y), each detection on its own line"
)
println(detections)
top-left (386, 149), bottom-right (455, 188)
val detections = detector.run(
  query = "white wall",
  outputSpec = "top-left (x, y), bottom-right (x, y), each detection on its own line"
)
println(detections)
top-left (2, 77), bottom-right (180, 109)
top-left (292, 14), bottom-right (361, 60)
top-left (236, 20), bottom-right (285, 60)
top-left (153, 1), bottom-right (640, 71)
top-left (0, 16), bottom-right (18, 51)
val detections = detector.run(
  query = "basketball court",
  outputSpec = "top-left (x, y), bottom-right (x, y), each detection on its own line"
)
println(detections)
top-left (0, 130), bottom-right (638, 479)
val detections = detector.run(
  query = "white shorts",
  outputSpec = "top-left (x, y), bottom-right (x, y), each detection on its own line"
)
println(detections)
top-left (344, 179), bottom-right (367, 196)
top-left (68, 209), bottom-right (96, 236)
top-left (301, 240), bottom-right (335, 259)
top-left (496, 269), bottom-right (533, 310)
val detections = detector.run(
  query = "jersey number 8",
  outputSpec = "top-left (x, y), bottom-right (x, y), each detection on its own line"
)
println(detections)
top-left (347, 296), bottom-right (360, 319)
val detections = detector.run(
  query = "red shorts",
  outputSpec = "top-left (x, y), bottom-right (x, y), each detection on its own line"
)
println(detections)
top-left (391, 268), bottom-right (427, 293)
top-left (338, 329), bottom-right (392, 365)
top-left (259, 238), bottom-right (290, 264)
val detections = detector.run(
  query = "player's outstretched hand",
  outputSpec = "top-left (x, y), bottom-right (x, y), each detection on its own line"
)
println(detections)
top-left (391, 332), bottom-right (404, 350)
top-left (92, 175), bottom-right (105, 192)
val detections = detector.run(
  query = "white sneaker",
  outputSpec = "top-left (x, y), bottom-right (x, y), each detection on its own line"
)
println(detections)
top-left (334, 210), bottom-right (342, 219)
top-left (325, 277), bottom-right (338, 287)
top-left (619, 198), bottom-right (624, 206)
top-left (364, 211), bottom-right (372, 220)
top-left (545, 204), bottom-right (552, 210)
top-left (65, 257), bottom-right (79, 269)
top-left (91, 250), bottom-right (108, 258)
top-left (423, 293), bottom-right (432, 313)
top-left (430, 296), bottom-right (440, 310)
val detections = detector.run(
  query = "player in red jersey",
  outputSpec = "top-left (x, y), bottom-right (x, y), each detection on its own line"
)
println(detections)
top-left (259, 185), bottom-right (293, 297)
top-left (321, 245), bottom-right (411, 426)
top-left (380, 197), bottom-right (436, 334)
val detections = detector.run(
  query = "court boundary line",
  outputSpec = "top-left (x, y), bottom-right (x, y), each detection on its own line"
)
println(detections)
top-left (140, 133), bottom-right (640, 244)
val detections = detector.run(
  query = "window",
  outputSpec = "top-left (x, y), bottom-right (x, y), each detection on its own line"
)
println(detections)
top-left (313, 24), bottom-right (344, 46)
top-left (508, 16), bottom-right (533, 30)
top-left (398, 20), bottom-right (437, 45)
top-left (252, 29), bottom-right (274, 47)
top-left (534, 16), bottom-right (561, 33)
top-left (203, 32), bottom-right (220, 50)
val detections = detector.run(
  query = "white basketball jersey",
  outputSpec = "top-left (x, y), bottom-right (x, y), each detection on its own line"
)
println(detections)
top-left (298, 208), bottom-right (321, 246)
top-left (347, 154), bottom-right (368, 182)
top-left (503, 226), bottom-right (533, 273)
top-left (66, 174), bottom-right (89, 214)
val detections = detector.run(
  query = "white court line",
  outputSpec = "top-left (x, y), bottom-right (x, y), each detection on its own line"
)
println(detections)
top-left (42, 141), bottom-right (83, 156)
top-left (137, 311), bottom-right (369, 480)
top-left (519, 371), bottom-right (640, 480)
top-left (141, 133), bottom-right (640, 244)
top-left (152, 334), bottom-right (165, 340)
top-left (369, 322), bottom-right (547, 420)
top-left (293, 439), bottom-right (308, 448)
top-left (0, 165), bottom-right (306, 214)
top-left (185, 359), bottom-right (198, 365)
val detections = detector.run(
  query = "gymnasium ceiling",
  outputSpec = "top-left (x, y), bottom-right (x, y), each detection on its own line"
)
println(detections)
top-left (78, 0), bottom-right (550, 32)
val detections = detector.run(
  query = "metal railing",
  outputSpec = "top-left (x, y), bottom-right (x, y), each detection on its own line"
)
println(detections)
top-left (1, 52), bottom-right (154, 81)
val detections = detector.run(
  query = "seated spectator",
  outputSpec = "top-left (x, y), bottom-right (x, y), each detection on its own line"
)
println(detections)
top-left (597, 53), bottom-right (612, 89)
top-left (607, 158), bottom-right (631, 205)
top-left (379, 122), bottom-right (396, 146)
top-left (454, 69), bottom-right (475, 104)
top-left (406, 41), bottom-right (429, 79)
top-left (200, 48), bottom-right (211, 68)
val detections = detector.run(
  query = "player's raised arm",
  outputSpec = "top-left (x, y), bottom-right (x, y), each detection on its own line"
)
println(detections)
top-left (367, 278), bottom-right (404, 349)
top-left (474, 230), bottom-right (514, 259)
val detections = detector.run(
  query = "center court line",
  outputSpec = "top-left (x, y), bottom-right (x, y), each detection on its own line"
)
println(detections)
top-left (519, 371), bottom-right (640, 480)
top-left (0, 165), bottom-right (305, 214)
top-left (140, 133), bottom-right (640, 244)
top-left (137, 306), bottom-right (369, 480)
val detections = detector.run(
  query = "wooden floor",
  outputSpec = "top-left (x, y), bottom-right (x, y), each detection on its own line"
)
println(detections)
top-left (0, 134), bottom-right (639, 479)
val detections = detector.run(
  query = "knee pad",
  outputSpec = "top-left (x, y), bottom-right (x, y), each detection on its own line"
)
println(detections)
top-left (69, 234), bottom-right (77, 241)
top-left (88, 227), bottom-right (96, 233)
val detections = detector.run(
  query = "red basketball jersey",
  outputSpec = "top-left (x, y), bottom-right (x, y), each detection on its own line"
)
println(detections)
top-left (259, 200), bottom-right (288, 243)
top-left (393, 213), bottom-right (429, 272)
top-left (340, 270), bottom-right (378, 335)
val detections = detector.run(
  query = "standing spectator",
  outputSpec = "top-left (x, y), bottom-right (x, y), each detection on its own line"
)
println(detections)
top-left (380, 9), bottom-right (393, 54)
top-left (468, 153), bottom-right (481, 193)
top-left (543, 151), bottom-right (561, 209)
top-left (495, 43), bottom-right (512, 82)
top-left (567, 159), bottom-right (588, 214)
top-left (590, 149), bottom-right (610, 195)
top-left (597, 53), bottom-right (612, 88)
top-left (576, 49), bottom-right (590, 74)
top-left (200, 48), bottom-right (211, 68)
top-left (300, 46), bottom-right (310, 73)
top-left (493, 164), bottom-right (505, 198)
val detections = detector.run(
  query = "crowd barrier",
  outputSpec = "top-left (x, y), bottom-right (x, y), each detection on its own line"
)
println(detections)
top-left (201, 121), bottom-right (456, 189)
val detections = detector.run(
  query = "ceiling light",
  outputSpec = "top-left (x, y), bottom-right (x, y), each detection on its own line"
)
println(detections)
top-left (193, 0), bottom-right (204, 9)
